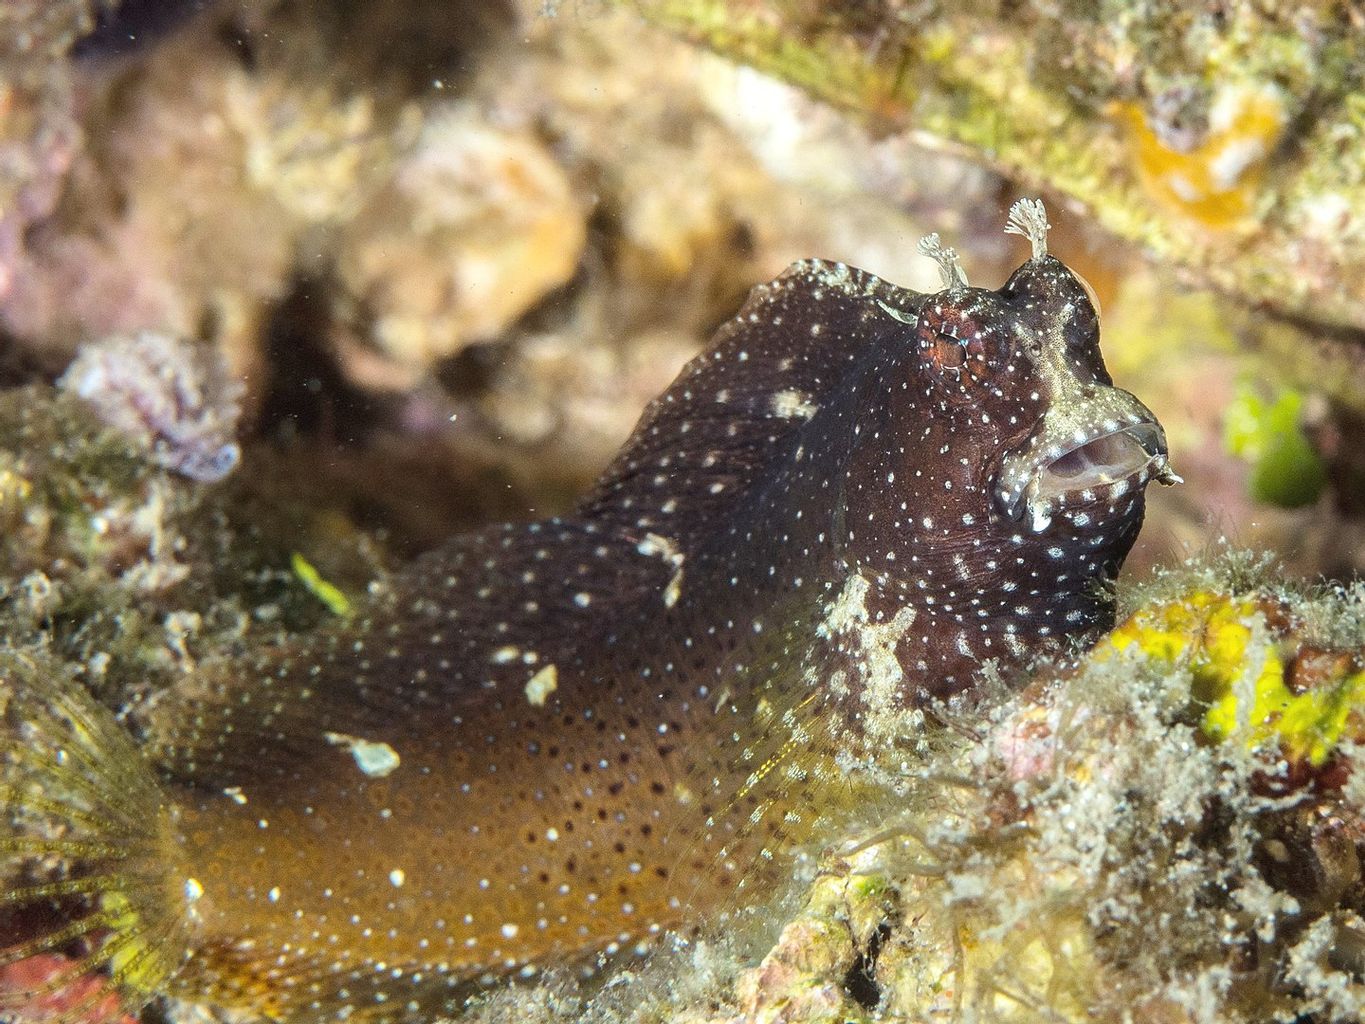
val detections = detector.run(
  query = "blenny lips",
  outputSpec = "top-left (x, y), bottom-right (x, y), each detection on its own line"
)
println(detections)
top-left (0, 200), bottom-right (1176, 1023)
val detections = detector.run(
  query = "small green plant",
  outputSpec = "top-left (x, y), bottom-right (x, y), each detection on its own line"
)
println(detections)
top-left (1223, 383), bottom-right (1327, 507)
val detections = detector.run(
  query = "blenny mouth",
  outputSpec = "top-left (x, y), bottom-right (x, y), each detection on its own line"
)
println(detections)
top-left (1034, 422), bottom-right (1169, 501)
top-left (996, 413), bottom-right (1181, 532)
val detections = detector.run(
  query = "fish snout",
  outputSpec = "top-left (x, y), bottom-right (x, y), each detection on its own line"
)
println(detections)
top-left (992, 387), bottom-right (1180, 532)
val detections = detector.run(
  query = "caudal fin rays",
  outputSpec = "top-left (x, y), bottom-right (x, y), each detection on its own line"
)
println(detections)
top-left (0, 651), bottom-right (191, 1024)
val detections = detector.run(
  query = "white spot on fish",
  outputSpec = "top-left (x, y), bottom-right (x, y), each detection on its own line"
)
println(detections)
top-left (524, 664), bottom-right (559, 707)
top-left (324, 732), bottom-right (402, 778)
top-left (770, 389), bottom-right (818, 420)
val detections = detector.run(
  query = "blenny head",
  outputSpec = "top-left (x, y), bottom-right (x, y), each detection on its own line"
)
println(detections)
top-left (851, 199), bottom-right (1178, 691)
top-left (871, 198), bottom-right (1177, 544)
top-left (988, 200), bottom-right (1180, 531)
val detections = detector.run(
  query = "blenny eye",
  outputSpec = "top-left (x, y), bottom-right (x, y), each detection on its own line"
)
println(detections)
top-left (931, 331), bottom-right (966, 370)
top-left (912, 303), bottom-right (1010, 404)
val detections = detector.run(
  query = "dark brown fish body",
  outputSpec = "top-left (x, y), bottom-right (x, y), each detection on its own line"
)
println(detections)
top-left (0, 201), bottom-right (1177, 1022)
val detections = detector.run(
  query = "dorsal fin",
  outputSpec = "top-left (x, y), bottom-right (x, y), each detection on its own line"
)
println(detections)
top-left (577, 259), bottom-right (917, 549)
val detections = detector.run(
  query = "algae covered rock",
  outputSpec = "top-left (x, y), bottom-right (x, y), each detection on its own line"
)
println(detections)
top-left (335, 100), bottom-right (589, 370)
top-left (0, 375), bottom-right (383, 715)
top-left (609, 0), bottom-right (1365, 337)
top-left (465, 555), bottom-right (1365, 1024)
top-left (756, 560), bottom-right (1365, 1023)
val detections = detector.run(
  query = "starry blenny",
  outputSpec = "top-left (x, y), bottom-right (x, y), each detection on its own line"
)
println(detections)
top-left (0, 200), bottom-right (1177, 1023)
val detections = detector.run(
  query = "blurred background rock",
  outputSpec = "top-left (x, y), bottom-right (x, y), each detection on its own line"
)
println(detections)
top-left (2, 0), bottom-right (1361, 573)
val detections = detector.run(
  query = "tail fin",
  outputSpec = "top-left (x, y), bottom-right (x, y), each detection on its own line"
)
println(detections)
top-left (0, 651), bottom-right (192, 1024)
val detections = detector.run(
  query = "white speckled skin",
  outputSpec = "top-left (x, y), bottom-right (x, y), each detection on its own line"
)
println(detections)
top-left (2, 207), bottom-right (1174, 1024)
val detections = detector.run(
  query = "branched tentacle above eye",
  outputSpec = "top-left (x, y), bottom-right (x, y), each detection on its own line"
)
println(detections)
top-left (1004, 197), bottom-right (1050, 259)
top-left (916, 233), bottom-right (969, 290)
